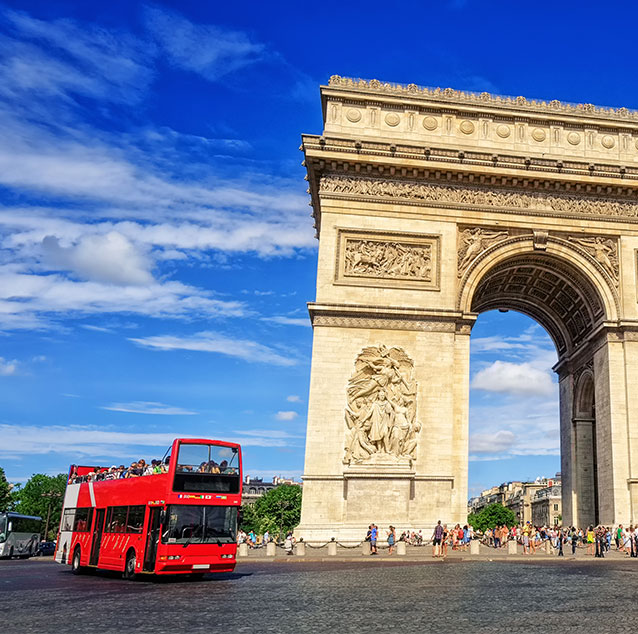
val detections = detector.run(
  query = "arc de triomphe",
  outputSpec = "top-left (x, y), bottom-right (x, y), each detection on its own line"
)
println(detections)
top-left (298, 76), bottom-right (638, 542)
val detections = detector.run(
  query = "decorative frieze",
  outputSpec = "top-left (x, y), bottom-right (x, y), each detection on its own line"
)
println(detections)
top-left (335, 229), bottom-right (440, 291)
top-left (319, 174), bottom-right (638, 221)
top-left (312, 314), bottom-right (457, 332)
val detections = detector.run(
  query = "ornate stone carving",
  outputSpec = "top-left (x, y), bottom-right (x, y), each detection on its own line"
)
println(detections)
top-left (457, 227), bottom-right (508, 278)
top-left (344, 239), bottom-right (432, 282)
top-left (343, 345), bottom-right (420, 466)
top-left (319, 174), bottom-right (638, 221)
top-left (327, 75), bottom-right (638, 122)
top-left (568, 236), bottom-right (619, 285)
top-left (312, 314), bottom-right (457, 332)
top-left (335, 229), bottom-right (440, 290)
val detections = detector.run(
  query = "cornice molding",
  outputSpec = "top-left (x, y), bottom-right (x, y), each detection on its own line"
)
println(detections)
top-left (326, 76), bottom-right (638, 125)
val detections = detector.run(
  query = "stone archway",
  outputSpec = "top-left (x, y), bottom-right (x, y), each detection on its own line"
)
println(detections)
top-left (297, 76), bottom-right (638, 542)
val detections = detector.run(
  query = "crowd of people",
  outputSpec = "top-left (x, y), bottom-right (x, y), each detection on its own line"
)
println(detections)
top-left (237, 529), bottom-right (296, 554)
top-left (68, 458), bottom-right (169, 483)
top-left (481, 523), bottom-right (638, 557)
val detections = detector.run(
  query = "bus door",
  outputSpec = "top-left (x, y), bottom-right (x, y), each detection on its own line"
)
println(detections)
top-left (89, 508), bottom-right (105, 566)
top-left (143, 507), bottom-right (162, 572)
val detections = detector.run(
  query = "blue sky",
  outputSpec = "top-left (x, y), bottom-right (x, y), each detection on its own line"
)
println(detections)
top-left (0, 0), bottom-right (628, 493)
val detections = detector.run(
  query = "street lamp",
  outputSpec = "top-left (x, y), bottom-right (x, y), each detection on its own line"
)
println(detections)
top-left (41, 492), bottom-right (62, 541)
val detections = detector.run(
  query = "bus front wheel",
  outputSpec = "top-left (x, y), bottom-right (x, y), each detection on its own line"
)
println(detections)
top-left (123, 550), bottom-right (138, 581)
top-left (71, 548), bottom-right (83, 575)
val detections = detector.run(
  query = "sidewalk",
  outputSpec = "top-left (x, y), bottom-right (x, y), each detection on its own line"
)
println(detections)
top-left (237, 542), bottom-right (634, 563)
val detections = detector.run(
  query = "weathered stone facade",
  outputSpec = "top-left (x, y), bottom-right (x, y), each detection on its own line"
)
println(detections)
top-left (297, 76), bottom-right (638, 542)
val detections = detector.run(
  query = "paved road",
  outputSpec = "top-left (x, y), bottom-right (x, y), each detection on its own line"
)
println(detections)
top-left (3, 556), bottom-right (638, 633)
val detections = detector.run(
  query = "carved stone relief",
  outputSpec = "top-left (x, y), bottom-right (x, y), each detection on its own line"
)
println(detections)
top-left (457, 227), bottom-right (509, 278)
top-left (319, 174), bottom-right (638, 221)
top-left (336, 229), bottom-right (440, 290)
top-left (567, 236), bottom-right (619, 286)
top-left (344, 239), bottom-right (432, 281)
top-left (343, 345), bottom-right (420, 466)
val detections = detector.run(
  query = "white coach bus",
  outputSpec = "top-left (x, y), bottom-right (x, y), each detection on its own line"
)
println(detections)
top-left (0, 512), bottom-right (42, 559)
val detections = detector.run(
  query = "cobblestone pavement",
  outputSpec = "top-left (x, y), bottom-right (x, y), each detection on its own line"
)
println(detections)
top-left (3, 555), bottom-right (638, 634)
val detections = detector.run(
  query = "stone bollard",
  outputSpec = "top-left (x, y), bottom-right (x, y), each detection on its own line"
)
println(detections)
top-left (397, 541), bottom-right (406, 556)
top-left (545, 540), bottom-right (553, 555)
top-left (295, 542), bottom-right (305, 556)
top-left (508, 540), bottom-right (517, 555)
top-left (238, 543), bottom-right (248, 557)
top-left (266, 542), bottom-right (276, 557)
top-left (328, 541), bottom-right (337, 556)
top-left (361, 541), bottom-right (371, 555)
top-left (470, 540), bottom-right (480, 555)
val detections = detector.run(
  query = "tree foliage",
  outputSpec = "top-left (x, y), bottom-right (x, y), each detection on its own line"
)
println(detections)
top-left (239, 484), bottom-right (302, 537)
top-left (0, 467), bottom-right (13, 512)
top-left (11, 473), bottom-right (67, 539)
top-left (468, 503), bottom-right (517, 533)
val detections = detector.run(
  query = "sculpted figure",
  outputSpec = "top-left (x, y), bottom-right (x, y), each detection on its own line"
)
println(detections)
top-left (343, 345), bottom-right (421, 465)
top-left (572, 236), bottom-right (618, 279)
top-left (458, 228), bottom-right (508, 275)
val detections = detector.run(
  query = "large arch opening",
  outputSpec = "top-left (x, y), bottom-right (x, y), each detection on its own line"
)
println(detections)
top-left (465, 249), bottom-right (610, 528)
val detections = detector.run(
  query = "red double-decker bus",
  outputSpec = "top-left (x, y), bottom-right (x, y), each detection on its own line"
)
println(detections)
top-left (54, 438), bottom-right (241, 579)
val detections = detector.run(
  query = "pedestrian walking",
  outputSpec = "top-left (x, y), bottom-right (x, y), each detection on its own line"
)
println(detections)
top-left (387, 526), bottom-right (396, 555)
top-left (432, 520), bottom-right (444, 558)
top-left (370, 523), bottom-right (378, 555)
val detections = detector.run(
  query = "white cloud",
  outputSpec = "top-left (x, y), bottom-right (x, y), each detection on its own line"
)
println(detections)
top-left (286, 395), bottom-right (301, 403)
top-left (144, 4), bottom-right (266, 81)
top-left (0, 272), bottom-right (244, 330)
top-left (101, 401), bottom-right (198, 415)
top-left (3, 9), bottom-right (154, 106)
top-left (129, 331), bottom-right (297, 366)
top-left (0, 357), bottom-right (18, 375)
top-left (275, 411), bottom-right (298, 421)
top-left (81, 324), bottom-right (114, 333)
top-left (0, 424), bottom-right (294, 458)
top-left (469, 430), bottom-right (516, 454)
top-left (471, 360), bottom-right (556, 396)
top-left (262, 316), bottom-right (311, 327)
top-left (42, 231), bottom-right (153, 285)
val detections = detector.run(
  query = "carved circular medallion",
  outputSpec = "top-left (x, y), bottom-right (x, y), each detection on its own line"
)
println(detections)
top-left (346, 108), bottom-right (362, 123)
top-left (567, 132), bottom-right (581, 145)
top-left (422, 116), bottom-right (438, 131)
top-left (496, 124), bottom-right (511, 138)
top-left (385, 112), bottom-right (400, 127)
top-left (531, 128), bottom-right (546, 142)
top-left (601, 135), bottom-right (615, 149)
top-left (459, 120), bottom-right (475, 135)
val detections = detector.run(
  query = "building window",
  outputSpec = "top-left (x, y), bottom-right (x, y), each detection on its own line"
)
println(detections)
top-left (553, 504), bottom-right (559, 511)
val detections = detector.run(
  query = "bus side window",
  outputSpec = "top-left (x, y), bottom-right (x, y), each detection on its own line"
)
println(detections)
top-left (61, 509), bottom-right (76, 532)
top-left (73, 508), bottom-right (94, 532)
top-left (110, 506), bottom-right (128, 533)
top-left (126, 506), bottom-right (145, 534)
top-left (105, 507), bottom-right (113, 533)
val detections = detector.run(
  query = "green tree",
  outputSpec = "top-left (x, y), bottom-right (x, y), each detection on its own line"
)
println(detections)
top-left (240, 484), bottom-right (302, 538)
top-left (468, 503), bottom-right (517, 533)
top-left (0, 467), bottom-right (13, 512)
top-left (12, 473), bottom-right (67, 540)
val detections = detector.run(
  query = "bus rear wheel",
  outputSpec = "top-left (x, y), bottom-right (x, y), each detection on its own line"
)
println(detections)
top-left (71, 548), bottom-right (83, 575)
top-left (123, 550), bottom-right (138, 580)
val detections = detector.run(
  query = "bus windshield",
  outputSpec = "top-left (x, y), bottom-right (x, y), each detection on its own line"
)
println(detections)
top-left (0, 515), bottom-right (6, 543)
top-left (175, 443), bottom-right (239, 474)
top-left (162, 505), bottom-right (237, 545)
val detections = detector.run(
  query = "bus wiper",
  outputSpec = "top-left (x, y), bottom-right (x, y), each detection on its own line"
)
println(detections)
top-left (182, 535), bottom-right (194, 548)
